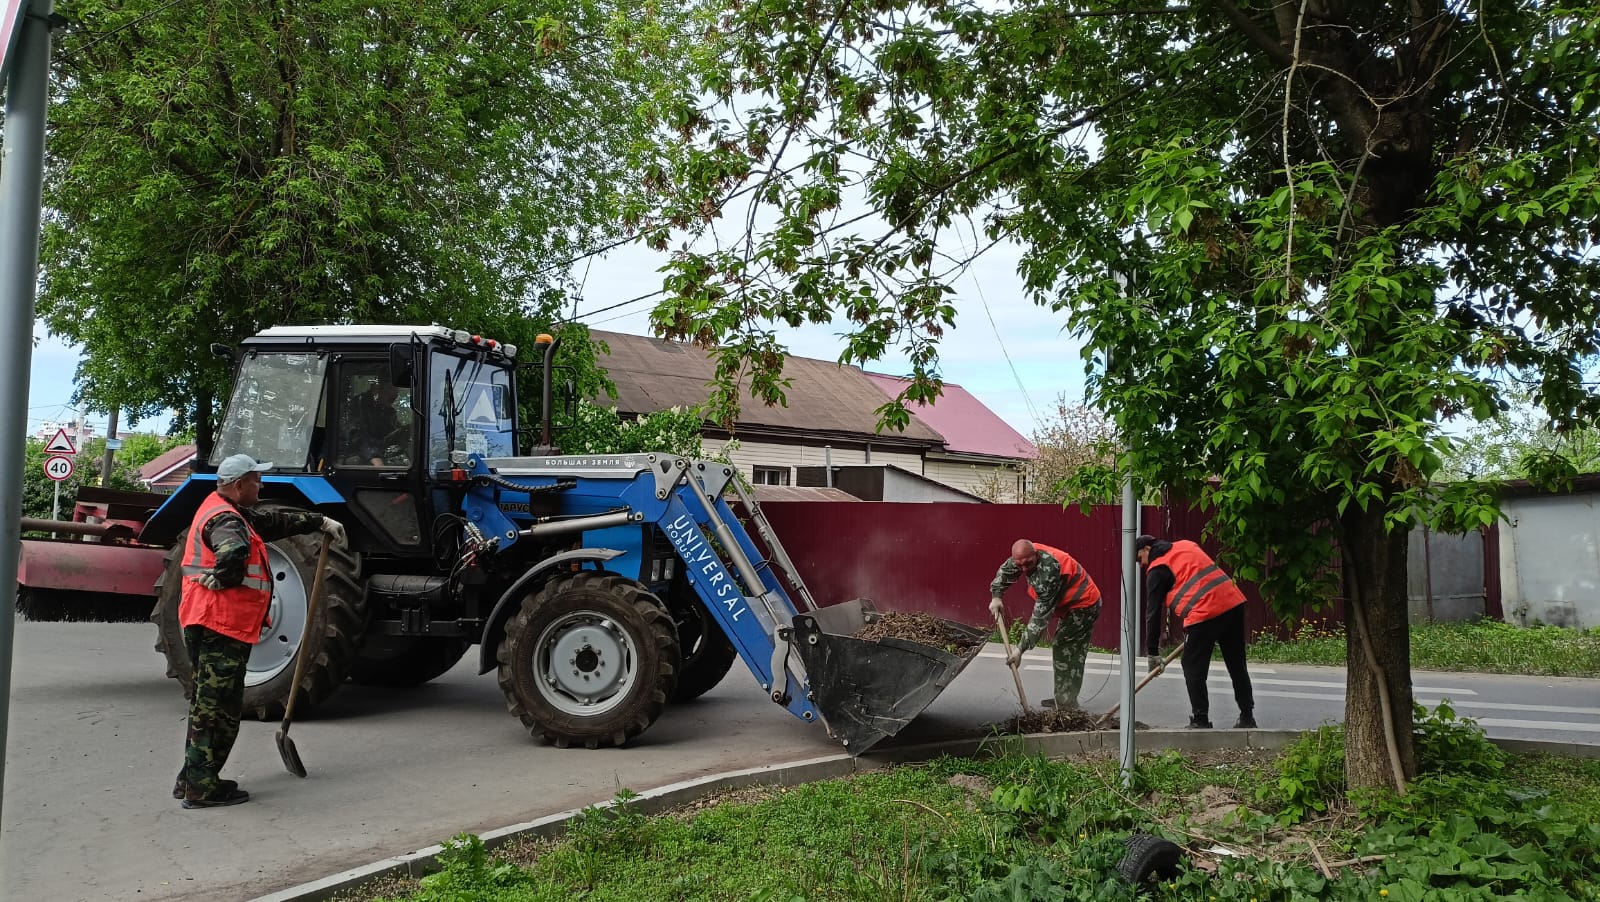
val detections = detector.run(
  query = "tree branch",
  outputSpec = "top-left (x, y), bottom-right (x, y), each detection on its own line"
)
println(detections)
top-left (1213, 0), bottom-right (1293, 68)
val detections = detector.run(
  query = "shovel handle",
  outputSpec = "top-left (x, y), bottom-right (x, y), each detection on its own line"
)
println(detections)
top-left (1097, 642), bottom-right (1184, 725)
top-left (280, 533), bottom-right (333, 731)
top-left (993, 608), bottom-right (1031, 715)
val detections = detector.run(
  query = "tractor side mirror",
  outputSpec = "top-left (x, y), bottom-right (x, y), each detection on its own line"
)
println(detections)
top-left (209, 343), bottom-right (235, 364)
top-left (387, 343), bottom-right (414, 387)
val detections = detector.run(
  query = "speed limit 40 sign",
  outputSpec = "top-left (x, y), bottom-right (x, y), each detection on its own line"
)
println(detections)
top-left (43, 455), bottom-right (74, 481)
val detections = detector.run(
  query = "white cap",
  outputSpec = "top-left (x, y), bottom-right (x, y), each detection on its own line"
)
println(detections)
top-left (216, 453), bottom-right (273, 484)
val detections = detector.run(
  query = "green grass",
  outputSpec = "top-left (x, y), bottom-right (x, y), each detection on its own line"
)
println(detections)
top-left (1248, 619), bottom-right (1600, 676)
top-left (357, 738), bottom-right (1600, 902)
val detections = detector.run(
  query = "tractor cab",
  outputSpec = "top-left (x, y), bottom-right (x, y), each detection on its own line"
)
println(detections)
top-left (202, 325), bottom-right (520, 554)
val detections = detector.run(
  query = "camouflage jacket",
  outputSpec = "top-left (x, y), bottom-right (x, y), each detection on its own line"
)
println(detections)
top-left (203, 507), bottom-right (324, 588)
top-left (991, 548), bottom-right (1070, 652)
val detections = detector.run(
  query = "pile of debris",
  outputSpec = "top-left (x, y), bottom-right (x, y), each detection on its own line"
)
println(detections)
top-left (994, 708), bottom-right (1148, 734)
top-left (854, 611), bottom-right (985, 652)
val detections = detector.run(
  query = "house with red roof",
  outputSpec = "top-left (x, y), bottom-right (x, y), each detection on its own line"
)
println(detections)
top-left (593, 331), bottom-right (1038, 501)
top-left (862, 373), bottom-right (1039, 500)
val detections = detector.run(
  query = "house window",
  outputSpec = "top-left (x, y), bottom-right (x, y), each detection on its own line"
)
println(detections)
top-left (752, 466), bottom-right (791, 486)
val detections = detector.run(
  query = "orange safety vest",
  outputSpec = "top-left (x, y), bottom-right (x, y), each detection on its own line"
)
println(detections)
top-left (179, 492), bottom-right (274, 644)
top-left (1028, 542), bottom-right (1102, 611)
top-left (1149, 539), bottom-right (1245, 627)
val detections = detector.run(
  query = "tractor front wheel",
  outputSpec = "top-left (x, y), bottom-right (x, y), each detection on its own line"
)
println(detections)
top-left (496, 571), bottom-right (679, 749)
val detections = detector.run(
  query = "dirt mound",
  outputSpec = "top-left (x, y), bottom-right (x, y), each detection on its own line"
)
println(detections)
top-left (854, 611), bottom-right (982, 651)
top-left (1001, 707), bottom-right (1121, 733)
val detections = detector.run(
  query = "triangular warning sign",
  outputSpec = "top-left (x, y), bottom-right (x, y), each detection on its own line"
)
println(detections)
top-left (44, 427), bottom-right (77, 455)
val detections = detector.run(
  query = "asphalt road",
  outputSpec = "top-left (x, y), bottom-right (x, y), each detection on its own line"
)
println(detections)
top-left (3, 621), bottom-right (1597, 901)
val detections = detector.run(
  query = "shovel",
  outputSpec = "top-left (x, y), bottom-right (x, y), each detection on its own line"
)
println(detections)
top-left (992, 608), bottom-right (1031, 715)
top-left (276, 533), bottom-right (331, 778)
top-left (1096, 642), bottom-right (1184, 728)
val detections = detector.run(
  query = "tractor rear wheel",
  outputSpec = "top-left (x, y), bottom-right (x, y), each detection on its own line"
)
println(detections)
top-left (350, 636), bottom-right (471, 686)
top-left (152, 527), bottom-right (365, 721)
top-left (496, 571), bottom-right (679, 749)
top-left (666, 577), bottom-right (738, 703)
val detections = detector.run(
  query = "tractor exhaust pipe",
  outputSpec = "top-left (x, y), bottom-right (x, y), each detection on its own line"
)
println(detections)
top-left (536, 333), bottom-right (560, 451)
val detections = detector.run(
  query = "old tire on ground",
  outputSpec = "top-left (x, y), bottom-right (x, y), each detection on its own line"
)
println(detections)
top-left (665, 577), bottom-right (738, 703)
top-left (1116, 833), bottom-right (1184, 884)
top-left (151, 526), bottom-right (365, 721)
top-left (350, 636), bottom-right (471, 686)
top-left (496, 570), bottom-right (680, 749)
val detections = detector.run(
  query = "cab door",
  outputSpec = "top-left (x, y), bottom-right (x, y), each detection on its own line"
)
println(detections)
top-left (324, 354), bottom-right (427, 552)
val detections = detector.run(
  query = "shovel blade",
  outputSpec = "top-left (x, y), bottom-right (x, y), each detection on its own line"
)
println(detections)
top-left (276, 729), bottom-right (307, 778)
top-left (789, 599), bottom-right (987, 756)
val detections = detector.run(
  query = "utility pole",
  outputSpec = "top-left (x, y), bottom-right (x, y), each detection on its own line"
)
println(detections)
top-left (99, 407), bottom-right (118, 486)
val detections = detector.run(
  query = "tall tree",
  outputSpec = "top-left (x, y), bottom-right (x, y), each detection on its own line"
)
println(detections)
top-left (39, 0), bottom-right (698, 456)
top-left (649, 2), bottom-right (1600, 789)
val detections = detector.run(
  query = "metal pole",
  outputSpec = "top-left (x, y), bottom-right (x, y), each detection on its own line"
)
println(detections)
top-left (99, 407), bottom-right (118, 486)
top-left (824, 445), bottom-right (832, 487)
top-left (50, 478), bottom-right (59, 536)
top-left (1119, 469), bottom-right (1139, 787)
top-left (0, 0), bottom-right (56, 827)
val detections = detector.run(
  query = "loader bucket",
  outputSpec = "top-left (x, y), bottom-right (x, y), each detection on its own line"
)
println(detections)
top-left (788, 598), bottom-right (987, 756)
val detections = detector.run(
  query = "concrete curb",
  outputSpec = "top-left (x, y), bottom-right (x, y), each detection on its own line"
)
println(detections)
top-left (249, 729), bottom-right (1597, 902)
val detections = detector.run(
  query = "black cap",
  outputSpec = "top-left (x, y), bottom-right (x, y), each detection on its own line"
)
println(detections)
top-left (1134, 534), bottom-right (1157, 551)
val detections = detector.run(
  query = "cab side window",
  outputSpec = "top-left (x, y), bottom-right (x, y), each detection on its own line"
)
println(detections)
top-left (335, 364), bottom-right (413, 468)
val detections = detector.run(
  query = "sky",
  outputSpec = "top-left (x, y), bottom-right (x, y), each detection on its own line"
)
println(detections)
top-left (26, 240), bottom-right (1092, 443)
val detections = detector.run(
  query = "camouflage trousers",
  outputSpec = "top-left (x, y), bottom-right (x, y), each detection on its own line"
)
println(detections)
top-left (177, 625), bottom-right (250, 801)
top-left (1050, 601), bottom-right (1102, 709)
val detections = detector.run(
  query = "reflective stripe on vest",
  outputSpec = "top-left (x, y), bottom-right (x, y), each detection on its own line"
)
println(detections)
top-left (1151, 540), bottom-right (1244, 625)
top-left (1027, 542), bottom-right (1102, 611)
top-left (181, 496), bottom-right (272, 593)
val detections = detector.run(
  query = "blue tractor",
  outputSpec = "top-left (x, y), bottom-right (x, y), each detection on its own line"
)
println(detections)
top-left (143, 325), bottom-right (984, 753)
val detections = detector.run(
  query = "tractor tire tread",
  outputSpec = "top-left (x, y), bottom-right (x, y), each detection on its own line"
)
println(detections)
top-left (496, 571), bottom-right (678, 749)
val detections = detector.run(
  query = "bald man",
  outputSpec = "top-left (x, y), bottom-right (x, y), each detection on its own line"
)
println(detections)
top-left (988, 539), bottom-right (1104, 710)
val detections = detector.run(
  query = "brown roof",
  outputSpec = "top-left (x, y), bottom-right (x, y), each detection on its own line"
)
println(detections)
top-left (139, 443), bottom-right (198, 483)
top-left (592, 331), bottom-right (944, 447)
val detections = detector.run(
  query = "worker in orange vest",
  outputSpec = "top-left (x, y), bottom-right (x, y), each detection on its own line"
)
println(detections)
top-left (1137, 535), bottom-right (1255, 729)
top-left (989, 539), bottom-right (1103, 710)
top-left (173, 454), bottom-right (347, 808)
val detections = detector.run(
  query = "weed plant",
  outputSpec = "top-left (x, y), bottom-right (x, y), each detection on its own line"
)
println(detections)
top-left (1249, 618), bottom-right (1600, 676)
top-left (367, 709), bottom-right (1597, 902)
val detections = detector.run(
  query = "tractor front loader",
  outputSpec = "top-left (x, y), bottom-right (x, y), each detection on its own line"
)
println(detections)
top-left (129, 324), bottom-right (981, 753)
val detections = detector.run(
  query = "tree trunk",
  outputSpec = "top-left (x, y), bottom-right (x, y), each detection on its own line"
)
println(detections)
top-left (194, 386), bottom-right (215, 463)
top-left (1340, 499), bottom-right (1416, 791)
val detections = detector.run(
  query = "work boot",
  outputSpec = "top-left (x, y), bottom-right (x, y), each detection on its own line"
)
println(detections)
top-left (173, 777), bottom-right (236, 800)
top-left (1185, 716), bottom-right (1213, 729)
top-left (1233, 714), bottom-right (1257, 729)
top-left (181, 788), bottom-right (250, 809)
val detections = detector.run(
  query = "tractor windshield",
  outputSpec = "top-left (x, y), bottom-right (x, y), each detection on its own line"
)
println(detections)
top-left (211, 352), bottom-right (328, 470)
top-left (427, 350), bottom-right (515, 466)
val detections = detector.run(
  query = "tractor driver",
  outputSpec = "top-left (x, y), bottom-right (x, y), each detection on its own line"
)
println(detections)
top-left (347, 378), bottom-right (407, 466)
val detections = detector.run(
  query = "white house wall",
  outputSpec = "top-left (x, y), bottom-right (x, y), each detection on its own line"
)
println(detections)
top-left (881, 469), bottom-right (981, 503)
top-left (706, 439), bottom-right (924, 479)
top-left (923, 458), bottom-right (1020, 502)
top-left (1498, 494), bottom-right (1600, 628)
